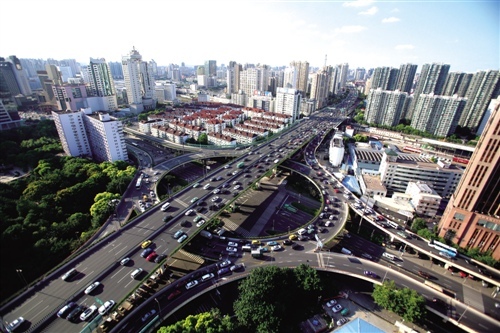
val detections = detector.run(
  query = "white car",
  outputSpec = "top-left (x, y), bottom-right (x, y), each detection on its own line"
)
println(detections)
top-left (119, 257), bottom-right (130, 266)
top-left (233, 185), bottom-right (241, 190)
top-left (332, 304), bottom-right (343, 313)
top-left (196, 220), bottom-right (206, 228)
top-left (6, 317), bottom-right (24, 332)
top-left (185, 209), bottom-right (194, 216)
top-left (219, 260), bottom-right (231, 268)
top-left (84, 281), bottom-right (100, 295)
top-left (212, 188), bottom-right (220, 194)
top-left (80, 305), bottom-right (98, 321)
top-left (227, 241), bottom-right (238, 247)
top-left (186, 280), bottom-right (199, 290)
top-left (211, 196), bottom-right (219, 202)
top-left (271, 245), bottom-right (282, 251)
top-left (98, 300), bottom-right (115, 315)
top-left (326, 299), bottom-right (337, 307)
top-left (226, 247), bottom-right (237, 252)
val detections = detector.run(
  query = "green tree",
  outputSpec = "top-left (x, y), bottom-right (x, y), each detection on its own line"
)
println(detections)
top-left (410, 218), bottom-right (427, 232)
top-left (373, 280), bottom-right (426, 323)
top-left (157, 309), bottom-right (235, 333)
top-left (198, 133), bottom-right (208, 145)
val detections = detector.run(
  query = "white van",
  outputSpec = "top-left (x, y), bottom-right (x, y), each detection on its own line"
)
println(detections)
top-left (131, 268), bottom-right (143, 279)
top-left (203, 184), bottom-right (211, 190)
top-left (161, 202), bottom-right (170, 211)
top-left (387, 221), bottom-right (400, 229)
top-left (341, 247), bottom-right (352, 255)
top-left (297, 228), bottom-right (307, 235)
top-left (383, 252), bottom-right (395, 260)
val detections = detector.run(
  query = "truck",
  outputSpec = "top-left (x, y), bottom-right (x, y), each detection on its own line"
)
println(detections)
top-left (200, 230), bottom-right (213, 239)
top-left (251, 248), bottom-right (263, 258)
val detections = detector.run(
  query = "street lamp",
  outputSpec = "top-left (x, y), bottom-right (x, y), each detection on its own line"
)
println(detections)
top-left (16, 269), bottom-right (28, 289)
top-left (155, 298), bottom-right (161, 319)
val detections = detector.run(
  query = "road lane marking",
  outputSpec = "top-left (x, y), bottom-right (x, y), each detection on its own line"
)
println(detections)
top-left (117, 272), bottom-right (129, 284)
top-left (110, 267), bottom-right (125, 279)
top-left (25, 299), bottom-right (44, 315)
top-left (32, 305), bottom-right (49, 320)
top-left (76, 271), bottom-right (94, 284)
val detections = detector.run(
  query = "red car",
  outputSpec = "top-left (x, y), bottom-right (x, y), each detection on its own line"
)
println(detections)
top-left (459, 271), bottom-right (467, 278)
top-left (168, 289), bottom-right (181, 300)
top-left (146, 252), bottom-right (157, 262)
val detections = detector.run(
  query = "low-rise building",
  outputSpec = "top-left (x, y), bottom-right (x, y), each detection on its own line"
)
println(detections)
top-left (406, 181), bottom-right (442, 217)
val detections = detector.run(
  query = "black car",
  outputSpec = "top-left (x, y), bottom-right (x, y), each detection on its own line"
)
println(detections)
top-left (154, 254), bottom-right (167, 263)
top-left (163, 215), bottom-right (173, 222)
top-left (210, 177), bottom-right (217, 182)
top-left (180, 220), bottom-right (189, 227)
top-left (67, 305), bottom-right (84, 322)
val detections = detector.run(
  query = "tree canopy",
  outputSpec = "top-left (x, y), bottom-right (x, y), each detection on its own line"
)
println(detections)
top-left (372, 280), bottom-right (426, 322)
top-left (158, 309), bottom-right (235, 333)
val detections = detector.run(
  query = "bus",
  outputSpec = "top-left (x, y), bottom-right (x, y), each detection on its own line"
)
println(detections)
top-left (403, 146), bottom-right (422, 154)
top-left (135, 177), bottom-right (142, 189)
top-left (428, 240), bottom-right (458, 258)
top-left (131, 142), bottom-right (138, 146)
top-left (284, 204), bottom-right (298, 213)
top-left (237, 162), bottom-right (245, 169)
top-left (452, 156), bottom-right (469, 164)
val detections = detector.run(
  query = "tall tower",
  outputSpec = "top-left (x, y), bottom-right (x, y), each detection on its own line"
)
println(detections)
top-left (395, 63), bottom-right (417, 93)
top-left (0, 56), bottom-right (32, 97)
top-left (438, 101), bottom-right (500, 259)
top-left (204, 60), bottom-right (217, 77)
top-left (407, 63), bottom-right (450, 119)
top-left (276, 87), bottom-right (301, 121)
top-left (310, 66), bottom-right (332, 109)
top-left (226, 61), bottom-right (241, 95)
top-left (371, 67), bottom-right (399, 91)
top-left (88, 58), bottom-right (118, 111)
top-left (338, 63), bottom-right (349, 92)
top-left (443, 72), bottom-right (472, 97)
top-left (289, 61), bottom-right (309, 93)
top-left (121, 48), bottom-right (156, 113)
top-left (458, 70), bottom-right (500, 132)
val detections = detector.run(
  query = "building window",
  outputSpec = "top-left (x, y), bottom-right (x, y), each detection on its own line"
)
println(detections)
top-left (453, 213), bottom-right (465, 221)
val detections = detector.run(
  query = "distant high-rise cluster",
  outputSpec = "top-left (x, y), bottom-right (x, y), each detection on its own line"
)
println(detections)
top-left (364, 62), bottom-right (500, 135)
top-left (121, 48), bottom-right (156, 113)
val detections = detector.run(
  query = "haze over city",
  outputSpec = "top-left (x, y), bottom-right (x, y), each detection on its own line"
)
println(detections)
top-left (1, 0), bottom-right (498, 72)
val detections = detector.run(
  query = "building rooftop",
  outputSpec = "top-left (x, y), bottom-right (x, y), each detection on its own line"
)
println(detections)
top-left (361, 174), bottom-right (387, 193)
top-left (335, 318), bottom-right (386, 333)
top-left (355, 149), bottom-right (384, 162)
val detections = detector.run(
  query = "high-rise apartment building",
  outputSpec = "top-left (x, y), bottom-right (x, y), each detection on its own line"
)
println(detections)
top-left (52, 108), bottom-right (128, 162)
top-left (108, 61), bottom-right (124, 79)
top-left (310, 66), bottom-right (332, 109)
top-left (438, 102), bottom-right (500, 259)
top-left (355, 68), bottom-right (366, 81)
top-left (275, 87), bottom-right (301, 121)
top-left (395, 63), bottom-right (417, 93)
top-left (121, 48), bottom-right (156, 113)
top-left (370, 67), bottom-right (399, 91)
top-left (239, 65), bottom-right (270, 98)
top-left (410, 93), bottom-right (467, 137)
top-left (338, 63), bottom-right (349, 93)
top-left (365, 88), bottom-right (408, 127)
top-left (88, 58), bottom-right (118, 111)
top-left (458, 70), bottom-right (500, 132)
top-left (289, 61), bottom-right (309, 93)
top-left (52, 83), bottom-right (88, 111)
top-left (407, 63), bottom-right (450, 119)
top-left (443, 72), bottom-right (472, 97)
top-left (0, 100), bottom-right (22, 130)
top-left (226, 61), bottom-right (241, 95)
top-left (204, 60), bottom-right (217, 77)
top-left (0, 56), bottom-right (32, 97)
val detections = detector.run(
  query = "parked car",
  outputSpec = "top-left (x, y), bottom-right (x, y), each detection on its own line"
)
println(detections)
top-left (186, 280), bottom-right (199, 290)
top-left (141, 240), bottom-right (152, 249)
top-left (140, 248), bottom-right (153, 258)
top-left (218, 260), bottom-right (231, 268)
top-left (98, 300), bottom-right (115, 315)
top-left (79, 305), bottom-right (98, 321)
top-left (217, 267), bottom-right (231, 276)
top-left (230, 264), bottom-right (244, 271)
top-left (226, 247), bottom-right (237, 252)
top-left (332, 304), bottom-right (343, 313)
top-left (119, 257), bottom-right (130, 266)
top-left (326, 299), bottom-right (337, 307)
top-left (155, 254), bottom-right (167, 263)
top-left (146, 252), bottom-right (157, 262)
top-left (57, 302), bottom-right (77, 318)
top-left (337, 317), bottom-right (349, 326)
top-left (228, 241), bottom-right (238, 247)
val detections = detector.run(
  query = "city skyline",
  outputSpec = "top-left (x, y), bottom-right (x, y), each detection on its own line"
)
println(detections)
top-left (1, 0), bottom-right (498, 72)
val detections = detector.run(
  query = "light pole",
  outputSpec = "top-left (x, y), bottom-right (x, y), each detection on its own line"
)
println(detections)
top-left (16, 269), bottom-right (28, 289)
top-left (155, 298), bottom-right (161, 319)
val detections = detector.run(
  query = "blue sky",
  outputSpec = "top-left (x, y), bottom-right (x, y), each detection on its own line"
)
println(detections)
top-left (1, 0), bottom-right (498, 73)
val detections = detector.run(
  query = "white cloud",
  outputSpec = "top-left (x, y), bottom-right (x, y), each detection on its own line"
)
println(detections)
top-left (395, 44), bottom-right (415, 50)
top-left (343, 0), bottom-right (375, 8)
top-left (391, 8), bottom-right (400, 13)
top-left (359, 6), bottom-right (378, 15)
top-left (382, 17), bottom-right (400, 23)
top-left (334, 25), bottom-right (367, 34)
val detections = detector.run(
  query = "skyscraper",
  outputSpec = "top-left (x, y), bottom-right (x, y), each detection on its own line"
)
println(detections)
top-left (458, 70), bottom-right (500, 132)
top-left (226, 61), bottom-right (241, 94)
top-left (0, 56), bottom-right (32, 97)
top-left (88, 58), bottom-right (118, 111)
top-left (407, 63), bottom-right (450, 119)
top-left (370, 67), bottom-right (399, 91)
top-left (239, 65), bottom-right (270, 97)
top-left (438, 101), bottom-right (500, 259)
top-left (310, 66), bottom-right (332, 109)
top-left (442, 72), bottom-right (472, 97)
top-left (289, 61), bottom-right (309, 93)
top-left (121, 48), bottom-right (156, 113)
top-left (410, 93), bottom-right (467, 137)
top-left (365, 88), bottom-right (408, 127)
top-left (204, 60), bottom-right (217, 77)
top-left (275, 87), bottom-right (301, 121)
top-left (395, 63), bottom-right (417, 93)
